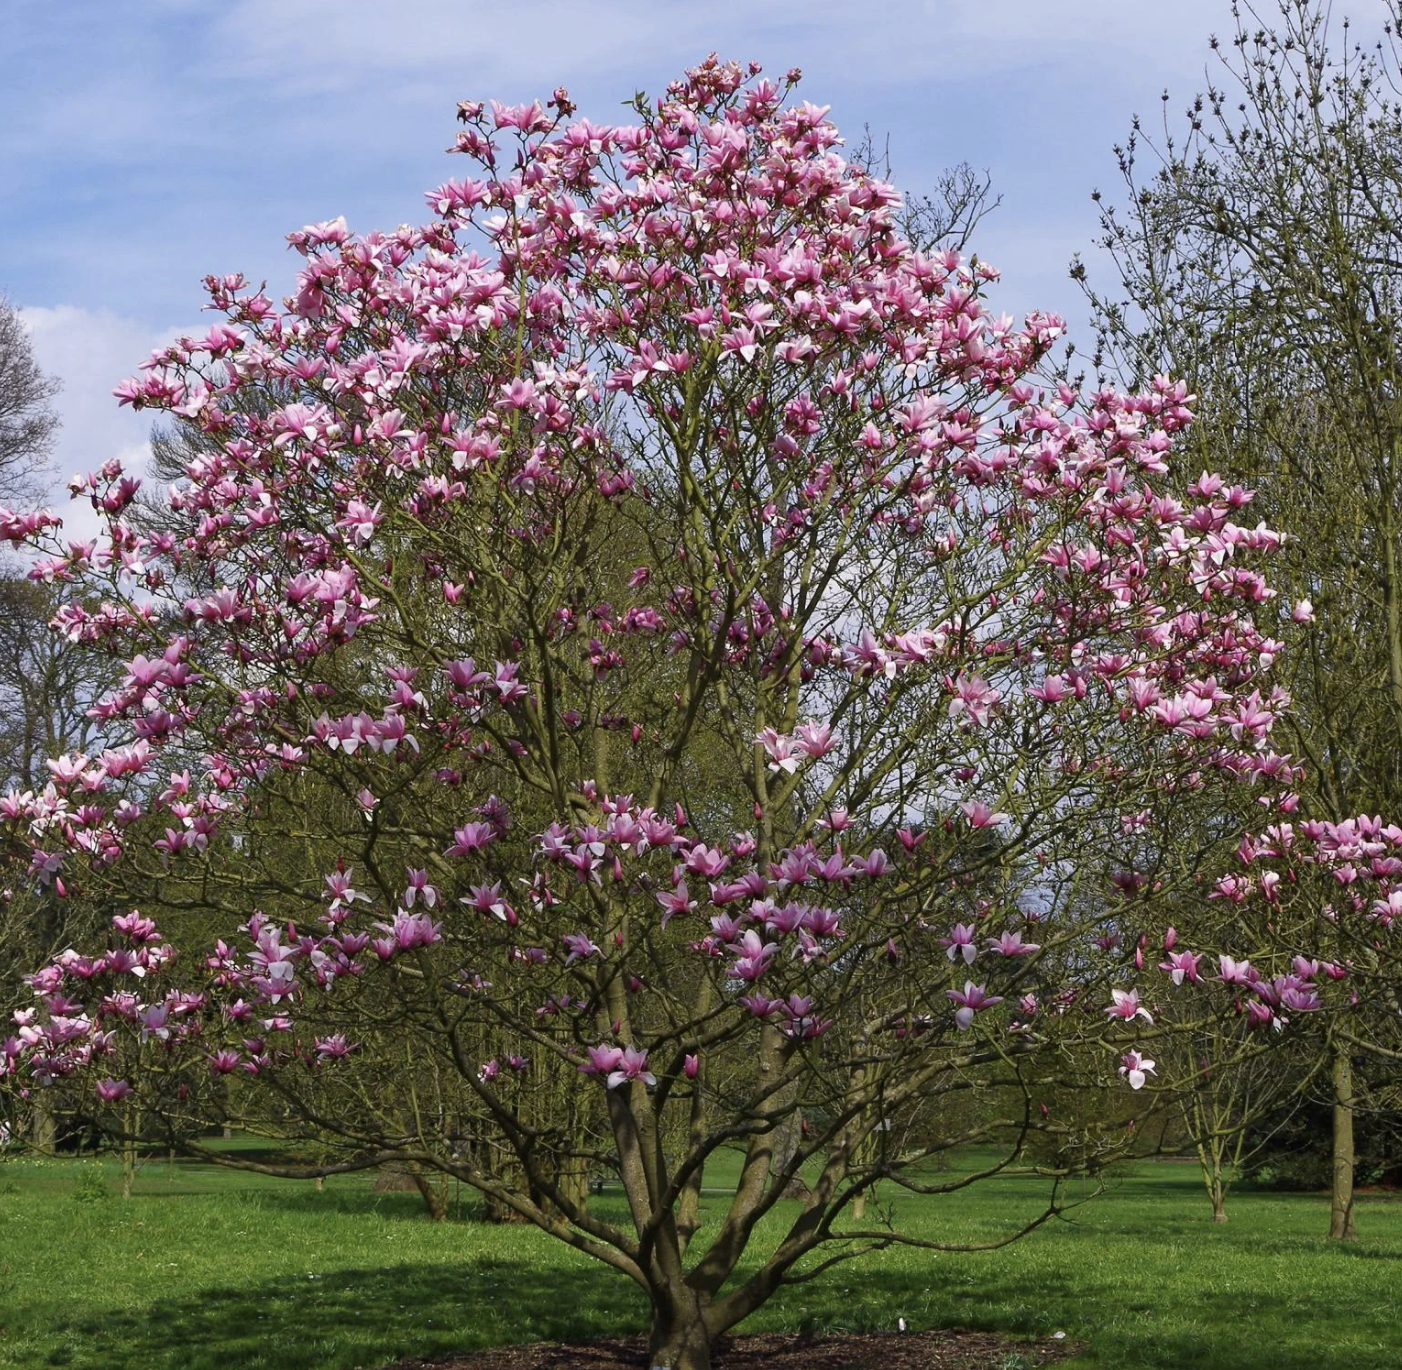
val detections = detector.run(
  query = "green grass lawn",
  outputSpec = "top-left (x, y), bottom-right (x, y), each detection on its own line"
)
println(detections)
top-left (0, 1143), bottom-right (1397, 1370)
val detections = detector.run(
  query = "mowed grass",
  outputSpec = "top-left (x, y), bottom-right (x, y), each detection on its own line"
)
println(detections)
top-left (0, 1142), bottom-right (1398, 1370)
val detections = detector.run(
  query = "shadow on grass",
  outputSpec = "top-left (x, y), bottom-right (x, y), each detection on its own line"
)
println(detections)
top-left (38, 1258), bottom-right (647, 1370)
top-left (30, 1247), bottom-right (1396, 1370)
top-left (131, 1185), bottom-right (453, 1222)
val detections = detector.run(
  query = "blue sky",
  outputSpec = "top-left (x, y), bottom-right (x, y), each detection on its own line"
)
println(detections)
top-left (0, 0), bottom-right (1306, 511)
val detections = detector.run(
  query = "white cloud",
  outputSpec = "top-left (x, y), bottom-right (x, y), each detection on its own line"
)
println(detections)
top-left (16, 306), bottom-right (191, 540)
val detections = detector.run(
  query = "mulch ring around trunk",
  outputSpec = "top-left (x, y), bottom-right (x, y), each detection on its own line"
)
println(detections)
top-left (387, 1327), bottom-right (1079, 1369)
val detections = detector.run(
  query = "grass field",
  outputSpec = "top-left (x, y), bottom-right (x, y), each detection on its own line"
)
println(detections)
top-left (0, 1143), bottom-right (1398, 1370)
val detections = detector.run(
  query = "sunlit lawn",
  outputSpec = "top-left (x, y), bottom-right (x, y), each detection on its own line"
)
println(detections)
top-left (1, 1141), bottom-right (1398, 1370)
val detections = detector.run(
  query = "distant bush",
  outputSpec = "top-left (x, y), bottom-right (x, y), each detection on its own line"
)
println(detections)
top-left (72, 1166), bottom-right (109, 1204)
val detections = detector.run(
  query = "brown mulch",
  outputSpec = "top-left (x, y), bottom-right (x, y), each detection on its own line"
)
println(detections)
top-left (387, 1328), bottom-right (1077, 1370)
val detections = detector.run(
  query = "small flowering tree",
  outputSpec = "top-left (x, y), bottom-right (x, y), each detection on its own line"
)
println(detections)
top-left (1141, 947), bottom-right (1314, 1223)
top-left (1095, 811), bottom-right (1402, 1235)
top-left (1193, 816), bottom-right (1402, 1237)
top-left (0, 60), bottom-right (1327, 1368)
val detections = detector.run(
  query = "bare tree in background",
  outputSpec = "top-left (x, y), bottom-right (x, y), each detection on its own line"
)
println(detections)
top-left (0, 574), bottom-right (109, 789)
top-left (0, 296), bottom-right (74, 784)
top-left (0, 298), bottom-right (80, 1123)
top-left (850, 129), bottom-right (1002, 254)
top-left (0, 296), bottom-right (58, 504)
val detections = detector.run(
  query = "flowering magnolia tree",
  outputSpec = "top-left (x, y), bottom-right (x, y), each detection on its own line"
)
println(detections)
top-left (1176, 815), bottom-right (1402, 1237)
top-left (0, 59), bottom-right (1345, 1368)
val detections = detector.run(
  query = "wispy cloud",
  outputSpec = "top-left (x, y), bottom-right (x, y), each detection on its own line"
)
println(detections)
top-left (213, 0), bottom-right (1231, 89)
top-left (17, 306), bottom-right (188, 539)
top-left (1, 0), bottom-right (1354, 496)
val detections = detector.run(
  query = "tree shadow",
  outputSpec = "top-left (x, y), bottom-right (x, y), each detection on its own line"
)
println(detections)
top-left (32, 1247), bottom-right (1402, 1370)
top-left (39, 1258), bottom-right (648, 1370)
top-left (128, 1178), bottom-right (505, 1225)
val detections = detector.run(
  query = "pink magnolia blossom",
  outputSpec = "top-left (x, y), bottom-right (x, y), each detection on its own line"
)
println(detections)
top-left (1105, 989), bottom-right (1153, 1024)
top-left (755, 728), bottom-right (801, 774)
top-left (988, 930), bottom-right (1039, 957)
top-left (605, 1046), bottom-right (655, 1089)
top-left (940, 923), bottom-right (979, 965)
top-left (1159, 950), bottom-right (1203, 985)
top-left (562, 933), bottom-right (600, 965)
top-left (384, 911), bottom-right (442, 951)
top-left (948, 675), bottom-right (1001, 728)
top-left (794, 720), bottom-right (835, 758)
top-left (1217, 955), bottom-right (1256, 986)
top-left (1118, 1051), bottom-right (1156, 1090)
top-left (578, 1045), bottom-right (624, 1078)
top-left (961, 801), bottom-right (1009, 829)
top-left (947, 981), bottom-right (1003, 1031)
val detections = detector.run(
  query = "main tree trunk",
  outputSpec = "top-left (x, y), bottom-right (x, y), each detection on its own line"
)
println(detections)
top-left (1330, 1048), bottom-right (1358, 1241)
top-left (648, 1290), bottom-right (713, 1370)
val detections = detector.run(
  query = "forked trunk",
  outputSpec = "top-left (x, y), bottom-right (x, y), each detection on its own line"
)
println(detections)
top-left (677, 1163), bottom-right (704, 1251)
top-left (766, 1088), bottom-right (801, 1191)
top-left (1206, 1158), bottom-right (1227, 1223)
top-left (121, 1105), bottom-right (136, 1200)
top-left (410, 1163), bottom-right (451, 1221)
top-left (30, 1101), bottom-right (56, 1151)
top-left (648, 1291), bottom-right (713, 1370)
top-left (1330, 1049), bottom-right (1358, 1241)
top-left (554, 1153), bottom-right (591, 1214)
